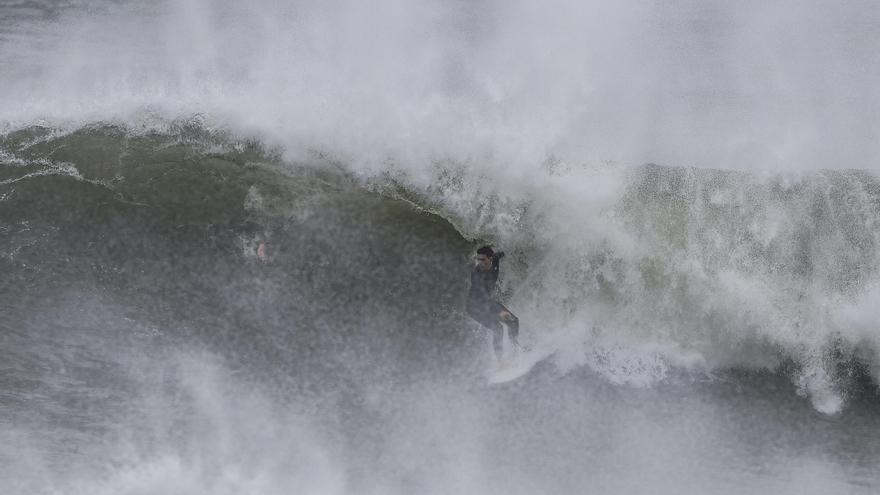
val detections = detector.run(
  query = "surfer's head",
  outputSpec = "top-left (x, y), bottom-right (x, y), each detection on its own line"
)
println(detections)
top-left (476, 246), bottom-right (494, 271)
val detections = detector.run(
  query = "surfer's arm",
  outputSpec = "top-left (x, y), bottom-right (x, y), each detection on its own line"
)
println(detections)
top-left (489, 251), bottom-right (503, 285)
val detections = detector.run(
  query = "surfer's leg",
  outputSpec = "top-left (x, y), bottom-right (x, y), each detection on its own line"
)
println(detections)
top-left (469, 311), bottom-right (504, 361)
top-left (506, 313), bottom-right (519, 344)
top-left (491, 323), bottom-right (504, 361)
top-left (497, 304), bottom-right (520, 346)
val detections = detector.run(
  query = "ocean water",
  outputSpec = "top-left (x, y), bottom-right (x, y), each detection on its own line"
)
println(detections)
top-left (2, 1), bottom-right (880, 494)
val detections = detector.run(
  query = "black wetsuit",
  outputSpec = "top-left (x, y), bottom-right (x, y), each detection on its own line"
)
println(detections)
top-left (466, 255), bottom-right (519, 357)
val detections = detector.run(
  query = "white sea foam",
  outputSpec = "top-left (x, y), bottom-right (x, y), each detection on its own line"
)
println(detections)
top-left (3, 0), bottom-right (880, 412)
top-left (1, 0), bottom-right (879, 172)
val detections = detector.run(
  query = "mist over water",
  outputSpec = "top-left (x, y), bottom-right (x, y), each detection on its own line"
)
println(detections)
top-left (3, 1), bottom-right (880, 494)
top-left (2, 0), bottom-right (880, 171)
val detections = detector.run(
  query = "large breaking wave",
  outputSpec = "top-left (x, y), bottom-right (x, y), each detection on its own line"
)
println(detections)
top-left (4, 1), bottom-right (880, 493)
top-left (386, 158), bottom-right (880, 413)
top-left (4, 123), bottom-right (880, 415)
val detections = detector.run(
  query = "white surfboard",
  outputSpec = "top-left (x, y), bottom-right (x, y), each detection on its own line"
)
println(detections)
top-left (488, 347), bottom-right (555, 384)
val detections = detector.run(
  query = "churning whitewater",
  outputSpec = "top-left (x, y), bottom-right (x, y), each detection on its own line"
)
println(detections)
top-left (3, 1), bottom-right (880, 494)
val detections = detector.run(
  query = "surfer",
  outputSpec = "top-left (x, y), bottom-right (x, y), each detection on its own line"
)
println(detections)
top-left (467, 246), bottom-right (521, 361)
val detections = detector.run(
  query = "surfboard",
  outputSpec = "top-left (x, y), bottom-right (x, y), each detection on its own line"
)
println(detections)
top-left (488, 347), bottom-right (555, 384)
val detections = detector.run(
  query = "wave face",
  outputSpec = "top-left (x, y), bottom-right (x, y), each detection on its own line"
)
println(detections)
top-left (3, 124), bottom-right (880, 494)
top-left (0, 125), bottom-right (484, 494)
top-left (3, 1), bottom-right (880, 494)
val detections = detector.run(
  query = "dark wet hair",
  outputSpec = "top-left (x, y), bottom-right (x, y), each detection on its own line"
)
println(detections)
top-left (476, 245), bottom-right (494, 257)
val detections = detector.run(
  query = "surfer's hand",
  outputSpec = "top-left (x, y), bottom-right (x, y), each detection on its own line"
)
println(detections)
top-left (499, 310), bottom-right (513, 321)
top-left (494, 251), bottom-right (505, 260)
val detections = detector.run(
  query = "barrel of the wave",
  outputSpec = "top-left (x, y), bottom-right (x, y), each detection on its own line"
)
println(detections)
top-left (465, 246), bottom-right (546, 383)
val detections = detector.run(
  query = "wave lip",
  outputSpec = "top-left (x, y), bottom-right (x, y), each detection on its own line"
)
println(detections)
top-left (3, 1), bottom-right (880, 172)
